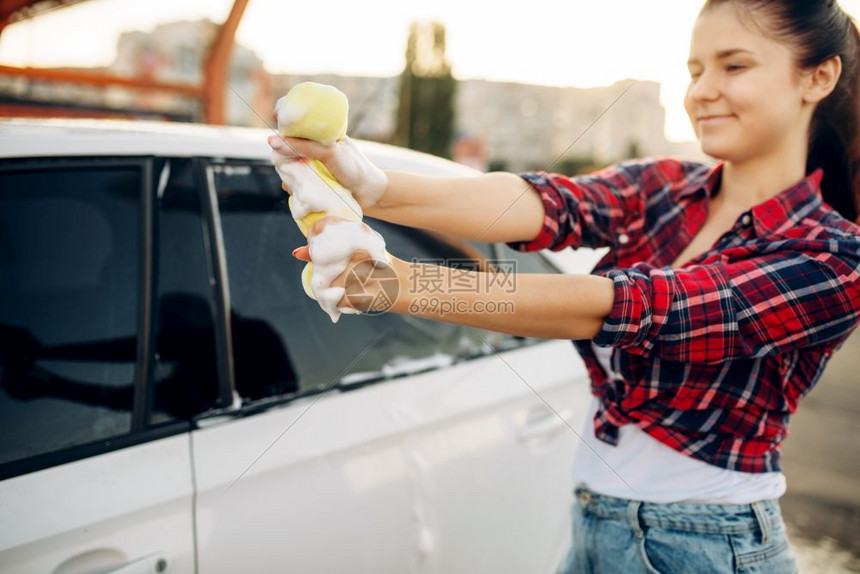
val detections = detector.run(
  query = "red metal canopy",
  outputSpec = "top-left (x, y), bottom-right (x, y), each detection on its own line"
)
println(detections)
top-left (0, 0), bottom-right (249, 124)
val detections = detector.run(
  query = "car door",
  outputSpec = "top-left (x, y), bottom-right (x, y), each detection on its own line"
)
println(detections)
top-left (0, 158), bottom-right (204, 574)
top-left (191, 160), bottom-right (424, 573)
top-left (190, 158), bottom-right (590, 573)
top-left (371, 228), bottom-right (592, 574)
top-left (358, 151), bottom-right (593, 573)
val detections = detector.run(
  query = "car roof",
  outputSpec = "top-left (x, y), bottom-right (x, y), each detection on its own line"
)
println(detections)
top-left (0, 118), bottom-right (478, 177)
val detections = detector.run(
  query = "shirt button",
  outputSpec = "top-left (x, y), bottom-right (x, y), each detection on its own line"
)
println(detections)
top-left (740, 214), bottom-right (751, 226)
top-left (618, 233), bottom-right (630, 245)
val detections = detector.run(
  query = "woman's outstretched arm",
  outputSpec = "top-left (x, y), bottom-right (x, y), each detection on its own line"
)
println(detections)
top-left (367, 171), bottom-right (546, 244)
top-left (269, 134), bottom-right (545, 244)
top-left (270, 136), bottom-right (706, 253)
top-left (293, 218), bottom-right (614, 340)
top-left (386, 256), bottom-right (615, 340)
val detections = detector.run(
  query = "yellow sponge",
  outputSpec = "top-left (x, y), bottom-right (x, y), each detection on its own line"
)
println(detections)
top-left (276, 81), bottom-right (349, 145)
top-left (276, 82), bottom-right (355, 299)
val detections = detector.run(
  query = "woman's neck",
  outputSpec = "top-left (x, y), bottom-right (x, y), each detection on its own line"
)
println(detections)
top-left (718, 148), bottom-right (808, 210)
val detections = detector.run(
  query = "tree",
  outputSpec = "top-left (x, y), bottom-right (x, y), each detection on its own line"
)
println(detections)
top-left (394, 21), bottom-right (456, 158)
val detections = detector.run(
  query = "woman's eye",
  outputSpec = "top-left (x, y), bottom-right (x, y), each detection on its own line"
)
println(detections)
top-left (726, 64), bottom-right (745, 72)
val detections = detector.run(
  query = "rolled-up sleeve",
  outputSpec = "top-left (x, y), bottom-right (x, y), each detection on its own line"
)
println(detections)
top-left (505, 159), bottom-right (661, 253)
top-left (593, 249), bottom-right (860, 363)
top-left (504, 172), bottom-right (577, 252)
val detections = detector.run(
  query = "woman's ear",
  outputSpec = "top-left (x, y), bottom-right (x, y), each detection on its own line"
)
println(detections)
top-left (803, 55), bottom-right (842, 104)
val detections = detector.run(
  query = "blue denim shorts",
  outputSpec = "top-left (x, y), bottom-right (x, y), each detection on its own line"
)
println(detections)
top-left (557, 485), bottom-right (798, 574)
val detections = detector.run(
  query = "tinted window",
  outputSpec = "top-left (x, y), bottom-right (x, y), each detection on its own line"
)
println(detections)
top-left (372, 220), bottom-right (518, 357)
top-left (210, 162), bottom-right (504, 400)
top-left (494, 243), bottom-right (559, 274)
top-left (211, 163), bottom-right (302, 400)
top-left (152, 159), bottom-right (219, 422)
top-left (0, 161), bottom-right (140, 466)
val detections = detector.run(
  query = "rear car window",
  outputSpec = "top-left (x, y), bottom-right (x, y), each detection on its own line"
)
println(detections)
top-left (0, 161), bottom-right (141, 466)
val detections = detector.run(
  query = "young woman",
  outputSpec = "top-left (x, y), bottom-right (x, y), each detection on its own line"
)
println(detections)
top-left (269, 0), bottom-right (860, 571)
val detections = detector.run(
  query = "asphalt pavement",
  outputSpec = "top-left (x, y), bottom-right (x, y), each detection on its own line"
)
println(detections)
top-left (781, 328), bottom-right (860, 573)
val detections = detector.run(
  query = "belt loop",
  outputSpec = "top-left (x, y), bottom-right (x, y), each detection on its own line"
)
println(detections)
top-left (627, 500), bottom-right (644, 539)
top-left (751, 501), bottom-right (771, 544)
top-left (574, 485), bottom-right (596, 508)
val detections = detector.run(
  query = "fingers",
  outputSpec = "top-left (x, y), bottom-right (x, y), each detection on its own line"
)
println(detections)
top-left (268, 134), bottom-right (333, 161)
top-left (289, 216), bottom-right (348, 263)
top-left (291, 240), bottom-right (374, 313)
top-left (290, 217), bottom-right (372, 264)
top-left (267, 135), bottom-right (300, 158)
top-left (270, 135), bottom-right (334, 197)
top-left (291, 244), bottom-right (373, 271)
top-left (337, 251), bottom-right (373, 310)
top-left (291, 245), bottom-right (311, 261)
top-left (308, 215), bottom-right (352, 238)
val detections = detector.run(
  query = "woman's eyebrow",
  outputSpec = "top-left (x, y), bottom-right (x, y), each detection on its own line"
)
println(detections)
top-left (687, 48), bottom-right (755, 66)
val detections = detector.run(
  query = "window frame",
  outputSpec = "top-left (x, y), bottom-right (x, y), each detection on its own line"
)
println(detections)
top-left (196, 158), bottom-right (240, 412)
top-left (0, 157), bottom-right (194, 481)
top-left (191, 158), bottom-right (562, 423)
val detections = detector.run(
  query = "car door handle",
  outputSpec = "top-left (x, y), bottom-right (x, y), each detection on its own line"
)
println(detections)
top-left (518, 408), bottom-right (573, 442)
top-left (104, 553), bottom-right (169, 574)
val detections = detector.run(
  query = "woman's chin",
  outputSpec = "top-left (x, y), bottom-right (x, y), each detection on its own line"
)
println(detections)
top-left (697, 139), bottom-right (739, 161)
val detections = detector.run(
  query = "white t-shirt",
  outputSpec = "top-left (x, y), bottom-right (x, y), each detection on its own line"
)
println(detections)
top-left (572, 345), bottom-right (786, 504)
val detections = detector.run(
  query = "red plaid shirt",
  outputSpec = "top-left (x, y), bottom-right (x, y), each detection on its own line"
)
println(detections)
top-left (507, 158), bottom-right (860, 472)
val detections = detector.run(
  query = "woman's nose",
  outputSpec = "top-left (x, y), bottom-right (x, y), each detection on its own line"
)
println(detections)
top-left (688, 71), bottom-right (720, 102)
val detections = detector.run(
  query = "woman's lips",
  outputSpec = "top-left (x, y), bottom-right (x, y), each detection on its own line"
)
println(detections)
top-left (698, 115), bottom-right (734, 124)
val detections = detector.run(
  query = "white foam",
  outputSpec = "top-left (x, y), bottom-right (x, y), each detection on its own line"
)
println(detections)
top-left (269, 135), bottom-right (388, 209)
top-left (273, 97), bottom-right (308, 133)
top-left (271, 89), bottom-right (390, 322)
top-left (381, 354), bottom-right (455, 378)
top-left (308, 220), bottom-right (391, 323)
top-left (271, 155), bottom-right (362, 221)
top-left (337, 137), bottom-right (388, 208)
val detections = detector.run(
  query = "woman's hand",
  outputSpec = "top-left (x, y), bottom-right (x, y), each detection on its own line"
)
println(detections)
top-left (270, 133), bottom-right (547, 244)
top-left (269, 134), bottom-right (388, 210)
top-left (293, 217), bottom-right (402, 315)
top-left (292, 216), bottom-right (613, 338)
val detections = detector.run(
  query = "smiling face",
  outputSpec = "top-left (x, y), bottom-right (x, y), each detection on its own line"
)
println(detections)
top-left (685, 2), bottom-right (813, 165)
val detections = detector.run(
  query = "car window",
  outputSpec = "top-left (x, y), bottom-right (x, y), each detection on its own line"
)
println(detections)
top-left (151, 159), bottom-right (219, 423)
top-left (0, 161), bottom-right (141, 467)
top-left (209, 161), bottom-right (515, 402)
top-left (373, 220), bottom-right (520, 357)
top-left (493, 243), bottom-right (559, 274)
top-left (208, 162), bottom-right (303, 401)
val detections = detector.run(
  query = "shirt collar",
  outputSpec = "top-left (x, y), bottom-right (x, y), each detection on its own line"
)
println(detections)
top-left (677, 161), bottom-right (824, 236)
top-left (676, 161), bottom-right (722, 200)
top-left (751, 168), bottom-right (823, 236)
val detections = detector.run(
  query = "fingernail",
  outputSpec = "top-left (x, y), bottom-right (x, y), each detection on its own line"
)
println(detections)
top-left (291, 247), bottom-right (300, 257)
top-left (268, 135), bottom-right (283, 149)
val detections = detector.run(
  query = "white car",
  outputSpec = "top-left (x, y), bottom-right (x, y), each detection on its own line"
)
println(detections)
top-left (0, 119), bottom-right (592, 574)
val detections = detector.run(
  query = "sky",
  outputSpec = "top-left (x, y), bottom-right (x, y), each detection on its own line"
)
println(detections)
top-left (2, 0), bottom-right (860, 143)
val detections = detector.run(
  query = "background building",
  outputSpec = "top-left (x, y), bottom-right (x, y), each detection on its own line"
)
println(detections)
top-left (111, 19), bottom-right (270, 126)
top-left (0, 19), bottom-right (271, 124)
top-left (271, 74), bottom-right (705, 172)
top-left (271, 73), bottom-right (398, 143)
top-left (0, 18), bottom-right (705, 169)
